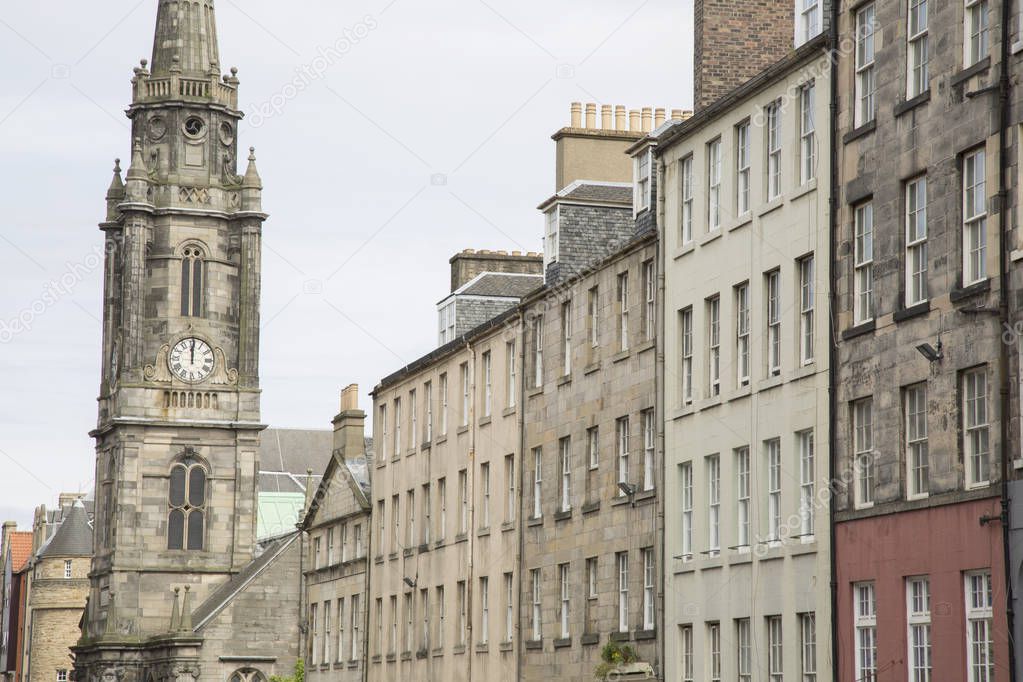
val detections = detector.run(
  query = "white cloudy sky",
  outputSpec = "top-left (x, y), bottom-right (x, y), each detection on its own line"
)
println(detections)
top-left (0, 0), bottom-right (693, 528)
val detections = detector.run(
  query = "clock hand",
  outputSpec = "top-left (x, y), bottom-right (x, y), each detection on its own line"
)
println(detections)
top-left (190, 340), bottom-right (195, 364)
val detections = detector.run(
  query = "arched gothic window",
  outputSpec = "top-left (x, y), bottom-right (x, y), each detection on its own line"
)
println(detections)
top-left (228, 670), bottom-right (265, 682)
top-left (168, 459), bottom-right (207, 550)
top-left (180, 246), bottom-right (205, 317)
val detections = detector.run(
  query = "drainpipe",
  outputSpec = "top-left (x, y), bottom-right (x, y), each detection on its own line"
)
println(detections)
top-left (363, 494), bottom-right (372, 682)
top-left (827, 13), bottom-right (840, 682)
top-left (655, 156), bottom-right (668, 682)
top-left (997, 0), bottom-right (1016, 678)
top-left (516, 312), bottom-right (527, 682)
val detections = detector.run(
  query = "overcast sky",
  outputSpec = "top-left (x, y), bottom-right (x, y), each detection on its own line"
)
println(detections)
top-left (0, 0), bottom-right (693, 528)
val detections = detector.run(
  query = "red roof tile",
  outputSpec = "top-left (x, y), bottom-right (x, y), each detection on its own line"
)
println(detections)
top-left (8, 532), bottom-right (33, 572)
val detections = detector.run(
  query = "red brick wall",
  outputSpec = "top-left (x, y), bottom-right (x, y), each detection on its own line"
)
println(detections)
top-left (694, 0), bottom-right (794, 110)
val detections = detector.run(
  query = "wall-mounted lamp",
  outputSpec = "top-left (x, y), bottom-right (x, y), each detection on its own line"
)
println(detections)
top-left (916, 341), bottom-right (943, 362)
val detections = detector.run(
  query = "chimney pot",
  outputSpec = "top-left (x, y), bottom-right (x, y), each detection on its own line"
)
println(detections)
top-left (585, 103), bottom-right (597, 129)
top-left (340, 384), bottom-right (359, 412)
top-left (671, 108), bottom-right (683, 120)
top-left (629, 109), bottom-right (640, 132)
top-left (601, 105), bottom-right (612, 129)
top-left (642, 107), bottom-right (653, 132)
top-left (570, 102), bottom-right (582, 128)
top-left (615, 106), bottom-right (626, 131)
top-left (654, 108), bottom-right (666, 128)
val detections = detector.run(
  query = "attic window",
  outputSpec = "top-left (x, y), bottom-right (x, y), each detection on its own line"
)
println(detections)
top-left (438, 301), bottom-right (456, 346)
top-left (544, 206), bottom-right (560, 267)
top-left (635, 151), bottom-right (651, 213)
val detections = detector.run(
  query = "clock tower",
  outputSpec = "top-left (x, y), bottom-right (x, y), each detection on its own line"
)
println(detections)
top-left (76, 0), bottom-right (268, 672)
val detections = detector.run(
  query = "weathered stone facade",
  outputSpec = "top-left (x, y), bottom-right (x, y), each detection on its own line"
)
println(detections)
top-left (657, 37), bottom-right (833, 682)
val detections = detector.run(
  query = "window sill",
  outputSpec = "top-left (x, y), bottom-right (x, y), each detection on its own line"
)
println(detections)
top-left (385, 653), bottom-right (396, 663)
top-left (501, 520), bottom-right (516, 533)
top-left (553, 637), bottom-right (572, 649)
top-left (554, 509), bottom-right (573, 522)
top-left (452, 645), bottom-right (466, 656)
top-left (418, 543), bottom-right (430, 553)
top-left (673, 243), bottom-right (696, 260)
top-left (788, 178), bottom-right (818, 202)
top-left (1013, 39), bottom-right (1023, 55)
top-left (894, 300), bottom-right (930, 322)
top-left (635, 339), bottom-right (655, 355)
top-left (435, 434), bottom-right (448, 446)
top-left (499, 641), bottom-right (513, 652)
top-left (727, 214), bottom-right (753, 233)
top-left (696, 395), bottom-right (721, 411)
top-left (634, 629), bottom-right (656, 641)
top-left (841, 320), bottom-right (875, 340)
top-left (406, 447), bottom-right (417, 457)
top-left (416, 649), bottom-right (428, 660)
top-left (527, 516), bottom-right (543, 528)
top-left (894, 89), bottom-right (930, 117)
top-left (951, 278), bottom-right (991, 303)
top-left (725, 384), bottom-right (752, 402)
top-left (376, 459), bottom-right (387, 469)
top-left (670, 404), bottom-right (695, 421)
top-left (583, 362), bottom-right (601, 376)
top-left (756, 197), bottom-right (785, 218)
top-left (581, 500), bottom-right (601, 515)
top-left (347, 661), bottom-right (359, 669)
top-left (581, 633), bottom-right (600, 646)
top-left (403, 548), bottom-right (414, 558)
top-left (454, 533), bottom-right (468, 544)
top-left (951, 56), bottom-right (991, 87)
top-left (635, 488), bottom-right (656, 503)
top-left (475, 643), bottom-right (490, 654)
top-left (457, 425), bottom-right (469, 436)
top-left (371, 655), bottom-right (381, 664)
top-left (610, 631), bottom-right (632, 643)
top-left (526, 386), bottom-right (544, 399)
top-left (477, 527), bottom-right (491, 538)
top-left (611, 350), bottom-right (631, 364)
top-left (756, 374), bottom-right (784, 393)
top-left (434, 538), bottom-right (447, 550)
top-left (388, 552), bottom-right (398, 561)
top-left (421, 441), bottom-right (432, 451)
top-left (432, 647), bottom-right (445, 658)
top-left (842, 120), bottom-right (876, 144)
top-left (557, 374), bottom-right (572, 388)
top-left (699, 229), bottom-right (722, 247)
top-left (525, 639), bottom-right (543, 651)
top-left (479, 416), bottom-right (492, 427)
top-left (374, 555), bottom-right (384, 565)
top-left (400, 652), bottom-right (412, 662)
top-left (502, 406), bottom-right (517, 418)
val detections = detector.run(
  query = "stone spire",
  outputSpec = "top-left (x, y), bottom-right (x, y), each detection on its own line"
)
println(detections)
top-left (150, 0), bottom-right (221, 77)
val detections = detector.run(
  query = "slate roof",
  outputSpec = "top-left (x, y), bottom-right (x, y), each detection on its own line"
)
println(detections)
top-left (38, 501), bottom-right (93, 558)
top-left (457, 273), bottom-right (544, 299)
top-left (258, 428), bottom-right (334, 485)
top-left (7, 531), bottom-right (32, 572)
top-left (557, 182), bottom-right (632, 205)
top-left (192, 531), bottom-right (299, 629)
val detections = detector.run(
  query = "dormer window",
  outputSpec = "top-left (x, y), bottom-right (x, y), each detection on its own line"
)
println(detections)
top-left (438, 301), bottom-right (456, 345)
top-left (796, 0), bottom-right (821, 46)
top-left (544, 206), bottom-right (560, 267)
top-left (635, 151), bottom-right (652, 213)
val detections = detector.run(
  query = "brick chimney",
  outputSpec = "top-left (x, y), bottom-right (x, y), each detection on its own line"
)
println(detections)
top-left (332, 384), bottom-right (367, 465)
top-left (694, 0), bottom-right (794, 110)
top-left (449, 250), bottom-right (543, 292)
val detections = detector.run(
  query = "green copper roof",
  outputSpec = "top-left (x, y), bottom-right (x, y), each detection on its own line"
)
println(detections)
top-left (256, 492), bottom-right (306, 540)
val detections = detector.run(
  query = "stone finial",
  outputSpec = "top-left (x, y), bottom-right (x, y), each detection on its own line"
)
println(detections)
top-left (178, 585), bottom-right (192, 632)
top-left (242, 148), bottom-right (262, 189)
top-left (170, 587), bottom-right (181, 632)
top-left (125, 140), bottom-right (148, 182)
top-left (106, 159), bottom-right (124, 200)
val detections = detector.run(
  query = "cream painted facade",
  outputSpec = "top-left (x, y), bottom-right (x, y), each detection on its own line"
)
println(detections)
top-left (657, 39), bottom-right (833, 682)
top-left (370, 315), bottom-right (521, 682)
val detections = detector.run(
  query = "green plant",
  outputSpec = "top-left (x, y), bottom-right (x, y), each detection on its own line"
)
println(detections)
top-left (594, 640), bottom-right (638, 680)
top-left (269, 659), bottom-right (303, 682)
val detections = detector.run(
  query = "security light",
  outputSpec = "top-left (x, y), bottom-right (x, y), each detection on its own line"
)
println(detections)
top-left (403, 577), bottom-right (417, 589)
top-left (618, 482), bottom-right (637, 497)
top-left (915, 342), bottom-right (943, 362)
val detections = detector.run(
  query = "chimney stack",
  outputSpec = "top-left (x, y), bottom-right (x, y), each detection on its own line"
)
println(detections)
top-left (333, 384), bottom-right (367, 466)
top-left (693, 0), bottom-right (794, 110)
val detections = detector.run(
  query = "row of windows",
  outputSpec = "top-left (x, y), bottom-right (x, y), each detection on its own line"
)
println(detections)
top-left (850, 149), bottom-right (987, 326)
top-left (311, 520), bottom-right (365, 570)
top-left (853, 0), bottom-right (990, 127)
top-left (528, 550), bottom-right (656, 641)
top-left (671, 84), bottom-right (816, 247)
top-left (852, 572), bottom-right (993, 682)
top-left (678, 431), bottom-right (816, 559)
top-left (309, 593), bottom-right (362, 667)
top-left (679, 614), bottom-right (817, 682)
top-left (677, 254), bottom-right (816, 405)
top-left (849, 367), bottom-right (991, 508)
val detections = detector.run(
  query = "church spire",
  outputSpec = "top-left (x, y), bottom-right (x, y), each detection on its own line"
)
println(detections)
top-left (150, 0), bottom-right (221, 77)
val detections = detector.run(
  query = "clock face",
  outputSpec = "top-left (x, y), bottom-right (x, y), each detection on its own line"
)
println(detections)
top-left (169, 338), bottom-right (215, 383)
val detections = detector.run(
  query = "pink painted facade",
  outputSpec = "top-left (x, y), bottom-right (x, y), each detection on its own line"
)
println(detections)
top-left (836, 497), bottom-right (1009, 682)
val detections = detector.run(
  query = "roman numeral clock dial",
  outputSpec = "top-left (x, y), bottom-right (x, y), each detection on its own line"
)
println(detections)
top-left (168, 337), bottom-right (215, 383)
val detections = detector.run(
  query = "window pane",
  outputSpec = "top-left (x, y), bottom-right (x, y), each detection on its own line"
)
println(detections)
top-left (168, 508), bottom-right (184, 550)
top-left (187, 509), bottom-right (205, 550)
top-left (169, 465), bottom-right (186, 507)
top-left (188, 466), bottom-right (206, 507)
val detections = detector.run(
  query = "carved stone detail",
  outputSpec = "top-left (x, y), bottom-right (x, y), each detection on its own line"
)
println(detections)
top-left (178, 186), bottom-right (210, 204)
top-left (209, 347), bottom-right (238, 386)
top-left (144, 344), bottom-right (173, 383)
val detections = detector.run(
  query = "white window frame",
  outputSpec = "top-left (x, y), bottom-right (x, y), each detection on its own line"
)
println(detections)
top-left (797, 0), bottom-right (821, 45)
top-left (855, 582), bottom-right (878, 682)
top-left (708, 139), bottom-right (722, 230)
top-left (482, 352), bottom-right (492, 417)
top-left (588, 286), bottom-right (599, 348)
top-left (907, 576), bottom-right (932, 682)
top-left (504, 572), bottom-right (514, 642)
top-left (531, 569), bottom-right (542, 641)
top-left (506, 454), bottom-right (516, 523)
top-left (617, 552), bottom-right (629, 633)
top-left (800, 82), bottom-right (816, 185)
top-left (855, 5), bottom-right (878, 127)
top-left (457, 581), bottom-right (467, 646)
top-left (965, 0), bottom-right (990, 67)
top-left (460, 363), bottom-right (470, 427)
top-left (767, 271), bottom-right (781, 376)
top-left (736, 282), bottom-right (751, 386)
top-left (766, 100), bottom-right (782, 200)
top-left (438, 477), bottom-right (447, 540)
top-left (681, 462), bottom-right (694, 559)
top-left (709, 622), bottom-right (722, 682)
top-left (799, 430), bottom-right (815, 538)
top-left (737, 618), bottom-right (752, 682)
top-left (635, 151), bottom-right (652, 213)
top-left (768, 616), bottom-right (783, 682)
top-left (544, 206), bottom-right (560, 267)
top-left (533, 316), bottom-right (544, 387)
top-left (64, 559), bottom-right (73, 579)
top-left (559, 563), bottom-right (570, 638)
top-left (906, 176), bottom-right (928, 306)
top-left (681, 156), bottom-right (695, 244)
top-left (393, 398), bottom-right (402, 455)
top-left (767, 439), bottom-right (781, 542)
top-left (800, 255), bottom-right (815, 364)
top-left (618, 272), bottom-right (630, 352)
top-left (964, 368), bottom-right (991, 488)
top-left (908, 0), bottom-right (929, 98)
top-left (966, 570), bottom-right (994, 682)
top-left (480, 576), bottom-right (489, 644)
top-left (681, 308), bottom-right (694, 405)
top-left (533, 447), bottom-right (543, 519)
top-left (854, 202), bottom-right (875, 324)
top-left (643, 410), bottom-right (655, 491)
top-left (801, 613), bottom-right (817, 682)
top-left (458, 469), bottom-right (468, 534)
top-left (906, 383), bottom-right (929, 499)
top-left (480, 462), bottom-right (490, 529)
top-left (425, 381), bottom-right (433, 442)
top-left (588, 427), bottom-right (599, 470)
top-left (736, 447), bottom-right (751, 548)
top-left (964, 149), bottom-right (988, 285)
top-left (644, 261), bottom-right (656, 342)
top-left (708, 454), bottom-right (721, 553)
top-left (681, 625), bottom-right (694, 682)
top-left (617, 417), bottom-right (630, 494)
top-left (642, 548), bottom-right (655, 630)
top-left (708, 296), bottom-right (721, 396)
top-left (854, 398), bottom-right (875, 509)
top-left (737, 121), bottom-right (751, 216)
top-left (560, 437), bottom-right (572, 512)
top-left (506, 341), bottom-right (517, 408)
top-left (561, 301), bottom-right (572, 376)
top-left (439, 373), bottom-right (448, 436)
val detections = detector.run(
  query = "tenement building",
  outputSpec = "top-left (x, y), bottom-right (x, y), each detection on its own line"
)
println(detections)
top-left (73, 1), bottom-right (302, 679)
top-left (656, 32), bottom-right (833, 682)
top-left (368, 250), bottom-right (537, 682)
top-left (301, 385), bottom-right (373, 681)
top-left (832, 0), bottom-right (1010, 678)
top-left (517, 108), bottom-right (670, 681)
